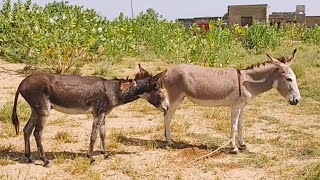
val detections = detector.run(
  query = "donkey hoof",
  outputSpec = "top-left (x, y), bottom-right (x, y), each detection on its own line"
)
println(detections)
top-left (103, 153), bottom-right (109, 159)
top-left (86, 153), bottom-right (91, 159)
top-left (239, 144), bottom-right (247, 151)
top-left (43, 160), bottom-right (50, 167)
top-left (166, 140), bottom-right (174, 146)
top-left (230, 148), bottom-right (239, 154)
top-left (90, 158), bottom-right (95, 164)
top-left (26, 157), bottom-right (35, 163)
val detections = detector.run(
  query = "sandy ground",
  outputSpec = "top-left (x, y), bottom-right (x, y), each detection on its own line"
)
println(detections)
top-left (0, 59), bottom-right (319, 180)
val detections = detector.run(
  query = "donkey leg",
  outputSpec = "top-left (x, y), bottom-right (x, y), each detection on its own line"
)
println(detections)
top-left (230, 107), bottom-right (241, 154)
top-left (237, 109), bottom-right (247, 151)
top-left (164, 96), bottom-right (184, 145)
top-left (87, 113), bottom-right (105, 163)
top-left (99, 117), bottom-right (108, 159)
top-left (34, 114), bottom-right (49, 166)
top-left (23, 110), bottom-right (36, 163)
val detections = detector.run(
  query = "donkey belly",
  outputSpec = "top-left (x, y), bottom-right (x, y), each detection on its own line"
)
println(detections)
top-left (51, 103), bottom-right (93, 114)
top-left (186, 96), bottom-right (233, 107)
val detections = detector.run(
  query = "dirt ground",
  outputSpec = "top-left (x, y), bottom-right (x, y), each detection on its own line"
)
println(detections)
top-left (0, 59), bottom-right (319, 180)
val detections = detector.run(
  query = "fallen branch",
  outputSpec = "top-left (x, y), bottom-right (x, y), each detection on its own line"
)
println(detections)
top-left (189, 139), bottom-right (232, 163)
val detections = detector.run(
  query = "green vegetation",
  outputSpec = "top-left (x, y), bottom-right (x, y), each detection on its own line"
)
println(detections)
top-left (1, 0), bottom-right (320, 73)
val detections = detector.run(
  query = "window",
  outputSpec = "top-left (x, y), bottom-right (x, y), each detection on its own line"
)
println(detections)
top-left (241, 17), bottom-right (253, 26)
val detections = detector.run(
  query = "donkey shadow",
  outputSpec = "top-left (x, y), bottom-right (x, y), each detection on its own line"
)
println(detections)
top-left (0, 149), bottom-right (136, 165)
top-left (121, 137), bottom-right (251, 154)
top-left (122, 137), bottom-right (221, 151)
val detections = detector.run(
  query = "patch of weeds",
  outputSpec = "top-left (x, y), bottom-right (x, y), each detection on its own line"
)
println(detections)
top-left (93, 60), bottom-right (115, 78)
top-left (107, 156), bottom-right (125, 171)
top-left (107, 112), bottom-right (119, 118)
top-left (188, 133), bottom-right (224, 149)
top-left (107, 129), bottom-right (126, 149)
top-left (0, 156), bottom-right (13, 166)
top-left (259, 115), bottom-right (281, 125)
top-left (0, 101), bottom-right (31, 124)
top-left (246, 136), bottom-right (265, 144)
top-left (53, 153), bottom-right (73, 164)
top-left (127, 99), bottom-right (158, 115)
top-left (0, 123), bottom-right (17, 138)
top-left (203, 107), bottom-right (230, 135)
top-left (67, 157), bottom-right (90, 175)
top-left (47, 117), bottom-right (66, 126)
top-left (298, 163), bottom-right (320, 180)
top-left (171, 120), bottom-right (191, 135)
top-left (48, 117), bottom-right (81, 127)
top-left (0, 144), bottom-right (15, 155)
top-left (204, 162), bottom-right (243, 172)
top-left (81, 171), bottom-right (101, 180)
top-left (240, 153), bottom-right (274, 168)
top-left (53, 131), bottom-right (78, 143)
top-left (266, 136), bottom-right (283, 147)
top-left (127, 127), bottom-right (155, 136)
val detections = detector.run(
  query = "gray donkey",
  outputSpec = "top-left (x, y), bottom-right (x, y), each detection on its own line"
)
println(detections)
top-left (12, 64), bottom-right (168, 166)
top-left (157, 49), bottom-right (301, 153)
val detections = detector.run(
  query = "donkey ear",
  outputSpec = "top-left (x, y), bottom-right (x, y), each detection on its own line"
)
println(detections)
top-left (153, 69), bottom-right (167, 81)
top-left (266, 53), bottom-right (282, 67)
top-left (132, 80), bottom-right (137, 87)
top-left (286, 49), bottom-right (297, 65)
top-left (138, 64), bottom-right (148, 74)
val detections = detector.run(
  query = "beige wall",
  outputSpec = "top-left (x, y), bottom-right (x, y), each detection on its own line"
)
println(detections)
top-left (306, 16), bottom-right (320, 27)
top-left (228, 5), bottom-right (268, 26)
top-left (269, 14), bottom-right (305, 23)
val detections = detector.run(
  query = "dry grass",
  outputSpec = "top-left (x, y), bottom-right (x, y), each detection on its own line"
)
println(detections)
top-left (0, 156), bottom-right (13, 166)
top-left (0, 144), bottom-right (14, 155)
top-left (66, 157), bottom-right (91, 175)
top-left (53, 131), bottom-right (78, 143)
top-left (299, 162), bottom-right (320, 180)
top-left (0, 45), bottom-right (320, 179)
top-left (107, 128), bottom-right (126, 149)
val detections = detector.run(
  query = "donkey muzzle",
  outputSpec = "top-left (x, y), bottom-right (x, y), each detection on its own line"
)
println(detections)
top-left (289, 98), bottom-right (299, 105)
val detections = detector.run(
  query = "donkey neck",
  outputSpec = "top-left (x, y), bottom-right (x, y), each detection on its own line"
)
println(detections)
top-left (111, 80), bottom-right (150, 106)
top-left (242, 64), bottom-right (278, 97)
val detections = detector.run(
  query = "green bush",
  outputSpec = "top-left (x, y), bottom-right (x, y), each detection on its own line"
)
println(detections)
top-left (243, 22), bottom-right (283, 53)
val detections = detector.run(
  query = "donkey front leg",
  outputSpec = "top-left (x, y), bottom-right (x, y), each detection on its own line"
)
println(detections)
top-left (87, 113), bottom-right (105, 163)
top-left (99, 117), bottom-right (108, 159)
top-left (237, 109), bottom-right (247, 151)
top-left (230, 106), bottom-right (241, 154)
top-left (164, 96), bottom-right (183, 145)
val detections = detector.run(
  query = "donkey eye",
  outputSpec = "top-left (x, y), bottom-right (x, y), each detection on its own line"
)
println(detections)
top-left (286, 78), bottom-right (292, 82)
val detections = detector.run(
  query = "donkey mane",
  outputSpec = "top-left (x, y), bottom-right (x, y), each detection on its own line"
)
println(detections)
top-left (134, 71), bottom-right (152, 79)
top-left (242, 56), bottom-right (287, 70)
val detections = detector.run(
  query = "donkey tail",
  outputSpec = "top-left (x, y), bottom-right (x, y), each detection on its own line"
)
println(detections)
top-left (12, 88), bottom-right (20, 135)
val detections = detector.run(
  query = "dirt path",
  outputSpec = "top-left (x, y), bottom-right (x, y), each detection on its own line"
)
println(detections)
top-left (0, 60), bottom-right (319, 180)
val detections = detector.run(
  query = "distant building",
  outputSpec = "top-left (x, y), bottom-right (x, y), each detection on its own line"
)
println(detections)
top-left (228, 4), bottom-right (269, 26)
top-left (178, 4), bottom-right (320, 28)
top-left (269, 5), bottom-right (306, 26)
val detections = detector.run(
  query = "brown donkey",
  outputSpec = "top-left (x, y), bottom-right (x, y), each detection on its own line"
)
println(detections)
top-left (12, 64), bottom-right (168, 166)
top-left (158, 49), bottom-right (301, 153)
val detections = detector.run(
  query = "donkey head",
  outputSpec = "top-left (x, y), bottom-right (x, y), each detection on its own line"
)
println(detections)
top-left (134, 64), bottom-right (168, 112)
top-left (266, 49), bottom-right (301, 105)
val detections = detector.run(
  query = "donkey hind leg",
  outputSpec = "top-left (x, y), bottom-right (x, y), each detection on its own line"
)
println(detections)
top-left (229, 106), bottom-right (242, 154)
top-left (164, 95), bottom-right (184, 145)
top-left (87, 113), bottom-right (105, 163)
top-left (23, 110), bottom-right (37, 163)
top-left (33, 104), bottom-right (50, 166)
top-left (237, 109), bottom-right (247, 151)
top-left (99, 117), bottom-right (108, 159)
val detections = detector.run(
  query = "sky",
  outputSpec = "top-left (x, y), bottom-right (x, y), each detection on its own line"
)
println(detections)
top-left (1, 0), bottom-right (319, 20)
